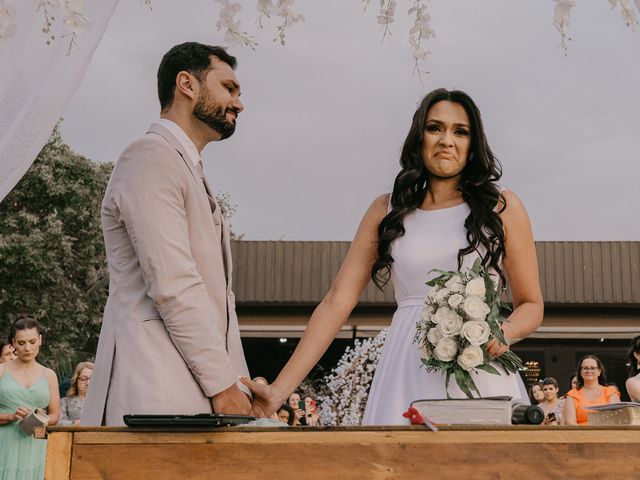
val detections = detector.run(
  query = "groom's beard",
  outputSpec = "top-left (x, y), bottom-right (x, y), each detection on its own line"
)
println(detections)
top-left (193, 91), bottom-right (237, 140)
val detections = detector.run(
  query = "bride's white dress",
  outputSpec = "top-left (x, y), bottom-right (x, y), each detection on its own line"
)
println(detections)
top-left (362, 202), bottom-right (528, 425)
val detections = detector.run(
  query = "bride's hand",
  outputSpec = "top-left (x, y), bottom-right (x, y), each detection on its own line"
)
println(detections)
top-left (485, 338), bottom-right (509, 357)
top-left (486, 325), bottom-right (511, 357)
top-left (241, 377), bottom-right (286, 418)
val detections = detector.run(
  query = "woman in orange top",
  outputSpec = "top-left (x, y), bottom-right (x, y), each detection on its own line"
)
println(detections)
top-left (564, 354), bottom-right (620, 425)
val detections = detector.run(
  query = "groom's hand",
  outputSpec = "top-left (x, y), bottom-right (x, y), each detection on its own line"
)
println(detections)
top-left (211, 384), bottom-right (253, 416)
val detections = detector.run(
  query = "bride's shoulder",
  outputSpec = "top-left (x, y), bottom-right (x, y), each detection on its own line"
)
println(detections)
top-left (496, 188), bottom-right (533, 235)
top-left (360, 194), bottom-right (391, 226)
top-left (497, 188), bottom-right (527, 215)
top-left (370, 193), bottom-right (391, 215)
top-left (373, 193), bottom-right (391, 209)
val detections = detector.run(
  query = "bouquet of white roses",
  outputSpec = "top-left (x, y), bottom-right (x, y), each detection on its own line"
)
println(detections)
top-left (414, 258), bottom-right (523, 399)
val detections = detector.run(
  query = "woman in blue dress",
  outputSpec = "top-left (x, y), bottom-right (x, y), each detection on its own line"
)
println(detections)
top-left (0, 317), bottom-right (60, 479)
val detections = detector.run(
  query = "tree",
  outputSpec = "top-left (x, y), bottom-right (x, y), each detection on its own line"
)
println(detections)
top-left (0, 124), bottom-right (112, 376)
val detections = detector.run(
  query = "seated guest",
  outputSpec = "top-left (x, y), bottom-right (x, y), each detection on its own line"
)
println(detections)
top-left (59, 362), bottom-right (94, 426)
top-left (0, 341), bottom-right (16, 363)
top-left (277, 404), bottom-right (296, 426)
top-left (564, 355), bottom-right (620, 425)
top-left (626, 335), bottom-right (640, 402)
top-left (540, 377), bottom-right (563, 425)
top-left (529, 381), bottom-right (544, 405)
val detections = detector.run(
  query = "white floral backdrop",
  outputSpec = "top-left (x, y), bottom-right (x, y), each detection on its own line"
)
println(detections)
top-left (0, 0), bottom-right (118, 202)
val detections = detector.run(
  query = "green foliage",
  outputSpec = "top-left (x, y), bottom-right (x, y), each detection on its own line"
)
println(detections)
top-left (0, 124), bottom-right (113, 378)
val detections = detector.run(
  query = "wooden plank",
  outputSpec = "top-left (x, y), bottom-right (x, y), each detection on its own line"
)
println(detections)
top-left (273, 241), bottom-right (285, 301)
top-left (45, 431), bottom-right (73, 480)
top-left (632, 242), bottom-right (640, 303)
top-left (620, 241), bottom-right (631, 303)
top-left (72, 429), bottom-right (640, 445)
top-left (263, 242), bottom-right (275, 301)
top-left (546, 242), bottom-right (556, 302)
top-left (611, 242), bottom-right (622, 303)
top-left (537, 243), bottom-right (547, 301)
top-left (69, 437), bottom-right (640, 480)
top-left (573, 242), bottom-right (584, 303)
top-left (283, 241), bottom-right (295, 301)
top-left (555, 242), bottom-right (566, 301)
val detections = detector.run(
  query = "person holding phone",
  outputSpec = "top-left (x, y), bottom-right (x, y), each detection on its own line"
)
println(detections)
top-left (287, 392), bottom-right (305, 426)
top-left (540, 377), bottom-right (563, 425)
top-left (303, 396), bottom-right (319, 426)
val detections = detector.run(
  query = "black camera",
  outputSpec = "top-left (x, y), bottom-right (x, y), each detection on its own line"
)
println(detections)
top-left (511, 403), bottom-right (545, 425)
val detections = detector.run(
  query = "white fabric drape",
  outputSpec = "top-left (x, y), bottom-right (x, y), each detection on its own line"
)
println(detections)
top-left (0, 0), bottom-right (119, 203)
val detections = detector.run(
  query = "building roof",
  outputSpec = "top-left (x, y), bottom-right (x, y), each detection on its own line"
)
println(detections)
top-left (230, 241), bottom-right (640, 307)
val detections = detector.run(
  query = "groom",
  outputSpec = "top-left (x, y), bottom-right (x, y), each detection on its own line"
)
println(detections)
top-left (82, 42), bottom-right (252, 426)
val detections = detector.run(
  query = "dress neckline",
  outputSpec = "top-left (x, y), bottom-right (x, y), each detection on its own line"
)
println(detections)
top-left (3, 368), bottom-right (46, 390)
top-left (416, 202), bottom-right (467, 213)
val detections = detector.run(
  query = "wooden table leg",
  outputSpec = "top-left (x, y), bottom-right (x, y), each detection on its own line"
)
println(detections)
top-left (45, 431), bottom-right (73, 480)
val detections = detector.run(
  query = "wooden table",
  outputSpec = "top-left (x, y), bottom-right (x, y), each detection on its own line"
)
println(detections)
top-left (42, 425), bottom-right (640, 479)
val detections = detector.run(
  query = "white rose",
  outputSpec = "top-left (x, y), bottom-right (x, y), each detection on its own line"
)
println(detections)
top-left (448, 293), bottom-right (464, 309)
top-left (445, 275), bottom-right (464, 292)
top-left (465, 277), bottom-right (486, 298)
top-left (460, 320), bottom-right (491, 346)
top-left (421, 306), bottom-right (434, 323)
top-left (433, 337), bottom-right (458, 362)
top-left (435, 308), bottom-right (463, 337)
top-left (435, 287), bottom-right (452, 306)
top-left (462, 296), bottom-right (490, 321)
top-left (426, 286), bottom-right (441, 303)
top-left (457, 345), bottom-right (485, 371)
top-left (427, 327), bottom-right (442, 345)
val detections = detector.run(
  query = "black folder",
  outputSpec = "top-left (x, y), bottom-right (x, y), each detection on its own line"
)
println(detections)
top-left (123, 413), bottom-right (257, 428)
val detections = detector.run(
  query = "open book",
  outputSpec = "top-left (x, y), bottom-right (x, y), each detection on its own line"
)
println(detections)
top-left (586, 402), bottom-right (640, 426)
top-left (410, 396), bottom-right (512, 425)
top-left (17, 408), bottom-right (49, 436)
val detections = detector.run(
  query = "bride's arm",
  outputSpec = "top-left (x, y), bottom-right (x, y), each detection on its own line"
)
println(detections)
top-left (499, 189), bottom-right (544, 342)
top-left (245, 195), bottom-right (389, 413)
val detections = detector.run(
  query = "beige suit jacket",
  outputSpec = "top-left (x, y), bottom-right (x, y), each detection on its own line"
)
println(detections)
top-left (82, 124), bottom-right (250, 426)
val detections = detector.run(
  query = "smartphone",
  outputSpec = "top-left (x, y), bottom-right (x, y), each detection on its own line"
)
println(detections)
top-left (546, 412), bottom-right (556, 422)
top-left (298, 400), bottom-right (306, 410)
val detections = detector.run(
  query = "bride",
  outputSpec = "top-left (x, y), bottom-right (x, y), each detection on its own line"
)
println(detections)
top-left (244, 88), bottom-right (544, 424)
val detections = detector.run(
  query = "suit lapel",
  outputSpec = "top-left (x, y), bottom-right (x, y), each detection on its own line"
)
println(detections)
top-left (145, 123), bottom-right (231, 281)
top-left (146, 124), bottom-right (222, 227)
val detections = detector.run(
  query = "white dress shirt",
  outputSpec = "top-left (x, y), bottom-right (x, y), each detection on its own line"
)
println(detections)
top-left (153, 118), bottom-right (201, 168)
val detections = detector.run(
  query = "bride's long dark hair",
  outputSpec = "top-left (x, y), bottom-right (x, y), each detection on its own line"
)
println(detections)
top-left (371, 88), bottom-right (506, 289)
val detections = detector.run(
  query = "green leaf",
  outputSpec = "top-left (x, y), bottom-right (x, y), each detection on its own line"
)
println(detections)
top-left (470, 257), bottom-right (482, 276)
top-left (454, 368), bottom-right (475, 399)
top-left (475, 363), bottom-right (500, 375)
top-left (445, 369), bottom-right (453, 400)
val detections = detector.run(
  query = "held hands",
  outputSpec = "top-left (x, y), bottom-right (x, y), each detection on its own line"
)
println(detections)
top-left (240, 377), bottom-right (285, 418)
top-left (211, 384), bottom-right (253, 416)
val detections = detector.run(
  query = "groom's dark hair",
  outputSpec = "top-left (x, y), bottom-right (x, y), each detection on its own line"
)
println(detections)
top-left (157, 42), bottom-right (237, 111)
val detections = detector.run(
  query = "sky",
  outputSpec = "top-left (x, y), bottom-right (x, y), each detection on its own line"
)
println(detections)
top-left (61, 1), bottom-right (640, 241)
